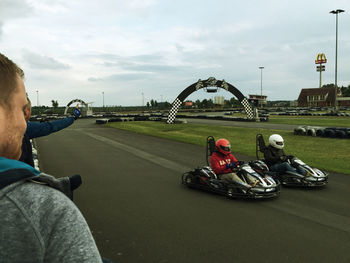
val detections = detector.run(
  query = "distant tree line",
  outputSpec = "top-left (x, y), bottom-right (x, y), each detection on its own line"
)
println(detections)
top-left (183, 98), bottom-right (242, 109)
top-left (146, 99), bottom-right (171, 109)
top-left (51, 100), bottom-right (58, 108)
top-left (322, 83), bottom-right (350, 97)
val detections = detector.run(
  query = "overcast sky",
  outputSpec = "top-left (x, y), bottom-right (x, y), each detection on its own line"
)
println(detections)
top-left (1, 0), bottom-right (349, 107)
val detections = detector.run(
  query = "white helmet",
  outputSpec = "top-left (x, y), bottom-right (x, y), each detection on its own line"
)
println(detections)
top-left (269, 134), bottom-right (284, 149)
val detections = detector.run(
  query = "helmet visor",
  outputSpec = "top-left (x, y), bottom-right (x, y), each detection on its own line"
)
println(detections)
top-left (276, 141), bottom-right (284, 146)
top-left (220, 145), bottom-right (231, 152)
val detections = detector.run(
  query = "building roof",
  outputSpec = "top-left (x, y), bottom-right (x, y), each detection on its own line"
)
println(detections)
top-left (248, 94), bottom-right (267, 99)
top-left (297, 87), bottom-right (336, 102)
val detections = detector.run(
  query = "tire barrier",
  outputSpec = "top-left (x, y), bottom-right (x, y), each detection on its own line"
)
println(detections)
top-left (96, 119), bottom-right (109, 124)
top-left (294, 126), bottom-right (307, 136)
top-left (176, 114), bottom-right (256, 122)
top-left (95, 115), bottom-right (191, 125)
top-left (269, 110), bottom-right (350, 117)
top-left (294, 125), bottom-right (350, 139)
top-left (95, 113), bottom-right (263, 124)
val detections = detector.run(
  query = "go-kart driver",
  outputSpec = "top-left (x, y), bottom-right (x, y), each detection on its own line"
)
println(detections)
top-left (210, 138), bottom-right (259, 189)
top-left (264, 134), bottom-right (310, 177)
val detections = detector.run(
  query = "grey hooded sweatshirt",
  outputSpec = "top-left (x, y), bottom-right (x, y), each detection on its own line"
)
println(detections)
top-left (0, 158), bottom-right (102, 263)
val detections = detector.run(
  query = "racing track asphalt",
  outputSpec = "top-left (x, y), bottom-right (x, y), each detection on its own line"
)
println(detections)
top-left (36, 119), bottom-right (350, 263)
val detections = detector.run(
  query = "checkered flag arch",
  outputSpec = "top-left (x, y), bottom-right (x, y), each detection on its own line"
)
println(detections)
top-left (166, 98), bottom-right (182, 124)
top-left (241, 98), bottom-right (254, 119)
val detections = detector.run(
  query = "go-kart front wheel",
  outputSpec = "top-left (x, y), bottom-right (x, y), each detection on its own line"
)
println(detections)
top-left (184, 174), bottom-right (195, 187)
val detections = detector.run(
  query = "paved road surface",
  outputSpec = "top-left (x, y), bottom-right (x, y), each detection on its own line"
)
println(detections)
top-left (36, 119), bottom-right (350, 263)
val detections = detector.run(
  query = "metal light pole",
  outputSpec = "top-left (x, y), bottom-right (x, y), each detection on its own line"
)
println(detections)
top-left (330, 9), bottom-right (345, 111)
top-left (259, 66), bottom-right (264, 107)
top-left (36, 90), bottom-right (39, 106)
top-left (102, 91), bottom-right (105, 108)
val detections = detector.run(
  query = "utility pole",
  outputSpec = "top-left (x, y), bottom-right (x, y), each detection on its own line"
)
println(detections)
top-left (259, 66), bottom-right (264, 107)
top-left (330, 9), bottom-right (345, 111)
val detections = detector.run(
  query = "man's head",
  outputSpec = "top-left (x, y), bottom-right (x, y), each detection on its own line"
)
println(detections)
top-left (0, 53), bottom-right (28, 160)
top-left (215, 138), bottom-right (231, 155)
top-left (268, 134), bottom-right (284, 149)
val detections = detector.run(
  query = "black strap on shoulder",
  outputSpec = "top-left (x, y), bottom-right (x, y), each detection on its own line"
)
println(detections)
top-left (0, 169), bottom-right (36, 190)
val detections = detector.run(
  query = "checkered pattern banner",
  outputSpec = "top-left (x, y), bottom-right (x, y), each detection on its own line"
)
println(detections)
top-left (241, 98), bottom-right (254, 119)
top-left (166, 98), bottom-right (182, 124)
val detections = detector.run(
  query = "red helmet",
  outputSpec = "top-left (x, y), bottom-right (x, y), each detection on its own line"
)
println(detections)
top-left (215, 138), bottom-right (231, 155)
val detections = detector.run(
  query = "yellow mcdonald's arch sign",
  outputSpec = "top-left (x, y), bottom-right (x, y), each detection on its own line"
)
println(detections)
top-left (315, 53), bottom-right (327, 64)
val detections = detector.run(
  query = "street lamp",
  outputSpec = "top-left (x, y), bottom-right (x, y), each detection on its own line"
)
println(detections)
top-left (259, 66), bottom-right (264, 107)
top-left (102, 91), bottom-right (105, 108)
top-left (141, 92), bottom-right (144, 107)
top-left (36, 90), bottom-right (39, 106)
top-left (330, 9), bottom-right (345, 111)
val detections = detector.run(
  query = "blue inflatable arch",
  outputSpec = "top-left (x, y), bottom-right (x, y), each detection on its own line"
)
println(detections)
top-left (166, 77), bottom-right (256, 124)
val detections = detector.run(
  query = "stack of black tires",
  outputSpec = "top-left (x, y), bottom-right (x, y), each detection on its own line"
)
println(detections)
top-left (294, 125), bottom-right (350, 139)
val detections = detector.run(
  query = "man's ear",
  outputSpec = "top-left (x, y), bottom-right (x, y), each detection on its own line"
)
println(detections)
top-left (23, 103), bottom-right (31, 122)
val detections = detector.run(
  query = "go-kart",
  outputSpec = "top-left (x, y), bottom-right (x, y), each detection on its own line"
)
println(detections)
top-left (255, 134), bottom-right (328, 187)
top-left (181, 136), bottom-right (281, 199)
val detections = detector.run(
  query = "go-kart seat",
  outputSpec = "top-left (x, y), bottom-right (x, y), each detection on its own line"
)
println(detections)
top-left (256, 134), bottom-right (267, 160)
top-left (206, 136), bottom-right (216, 166)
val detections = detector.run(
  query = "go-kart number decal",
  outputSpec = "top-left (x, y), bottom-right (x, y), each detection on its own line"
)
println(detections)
top-left (243, 167), bottom-right (256, 174)
top-left (294, 159), bottom-right (305, 165)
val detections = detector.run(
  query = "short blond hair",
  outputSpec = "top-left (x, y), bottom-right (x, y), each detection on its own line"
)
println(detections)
top-left (0, 53), bottom-right (25, 109)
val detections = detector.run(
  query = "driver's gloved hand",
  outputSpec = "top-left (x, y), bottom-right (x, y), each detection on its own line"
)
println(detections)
top-left (287, 155), bottom-right (294, 160)
top-left (280, 156), bottom-right (287, 162)
top-left (225, 162), bottom-right (235, 169)
top-left (73, 107), bottom-right (81, 120)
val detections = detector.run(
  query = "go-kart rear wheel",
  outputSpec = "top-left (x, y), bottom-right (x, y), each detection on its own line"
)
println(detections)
top-left (226, 187), bottom-right (234, 198)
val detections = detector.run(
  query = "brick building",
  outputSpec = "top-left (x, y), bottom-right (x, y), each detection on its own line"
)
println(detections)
top-left (248, 94), bottom-right (267, 106)
top-left (297, 87), bottom-right (350, 107)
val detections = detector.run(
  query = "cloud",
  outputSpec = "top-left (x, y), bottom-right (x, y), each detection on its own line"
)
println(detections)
top-left (0, 22), bottom-right (3, 39)
top-left (0, 0), bottom-right (33, 19)
top-left (88, 72), bottom-right (153, 82)
top-left (0, 0), bottom-right (33, 38)
top-left (92, 53), bottom-right (185, 74)
top-left (22, 50), bottom-right (70, 70)
top-left (27, 0), bottom-right (68, 13)
top-left (122, 64), bottom-right (182, 73)
top-left (127, 0), bottom-right (156, 8)
top-left (93, 53), bottom-right (164, 64)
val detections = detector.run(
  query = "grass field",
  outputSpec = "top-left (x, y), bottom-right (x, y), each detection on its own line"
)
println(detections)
top-left (269, 116), bottom-right (350, 127)
top-left (107, 121), bottom-right (350, 174)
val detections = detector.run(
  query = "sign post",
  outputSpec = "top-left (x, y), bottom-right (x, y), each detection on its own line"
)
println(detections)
top-left (315, 53), bottom-right (327, 89)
